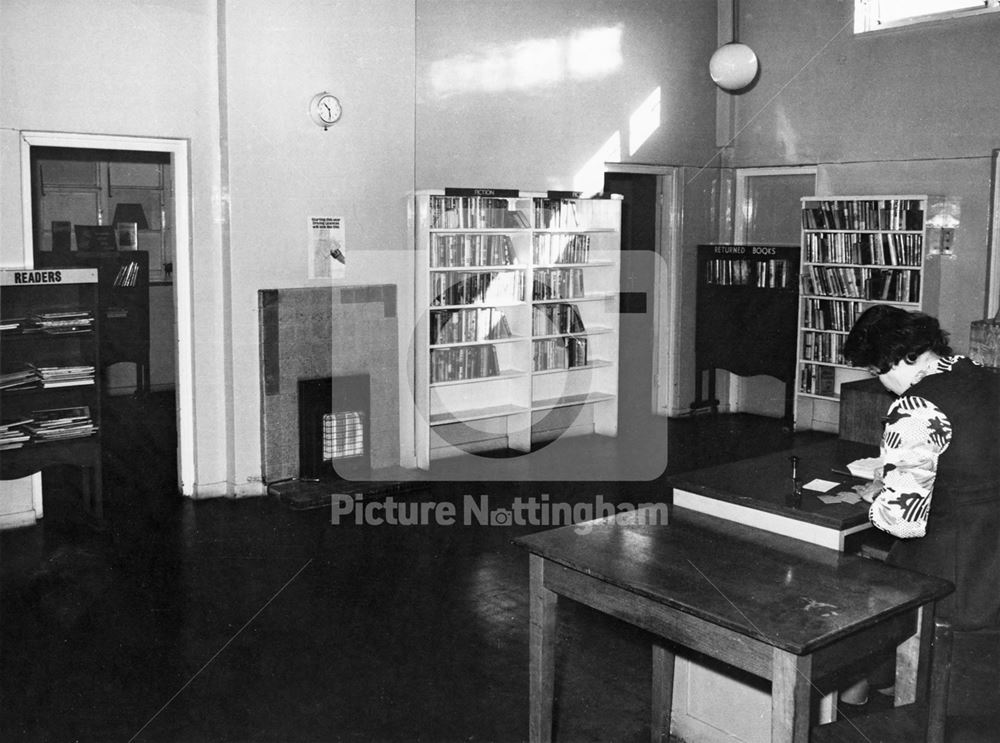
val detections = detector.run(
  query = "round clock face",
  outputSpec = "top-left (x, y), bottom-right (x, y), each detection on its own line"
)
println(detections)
top-left (310, 93), bottom-right (342, 127)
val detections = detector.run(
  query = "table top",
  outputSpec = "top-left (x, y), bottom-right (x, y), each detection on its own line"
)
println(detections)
top-left (515, 507), bottom-right (953, 655)
top-left (668, 438), bottom-right (878, 531)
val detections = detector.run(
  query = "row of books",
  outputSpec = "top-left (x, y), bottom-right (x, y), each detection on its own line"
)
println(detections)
top-left (801, 298), bottom-right (866, 332)
top-left (533, 336), bottom-right (588, 371)
top-left (1, 309), bottom-right (95, 335)
top-left (113, 260), bottom-right (142, 287)
top-left (430, 196), bottom-right (530, 230)
top-left (532, 303), bottom-right (585, 335)
top-left (801, 331), bottom-right (847, 365)
top-left (430, 344), bottom-right (500, 383)
top-left (804, 232), bottom-right (923, 266)
top-left (703, 258), bottom-right (795, 289)
top-left (535, 199), bottom-right (580, 229)
top-left (431, 234), bottom-right (517, 268)
top-left (0, 364), bottom-right (96, 391)
top-left (801, 266), bottom-right (921, 303)
top-left (430, 271), bottom-right (525, 307)
top-left (533, 269), bottom-right (585, 300)
top-left (532, 234), bottom-right (591, 265)
top-left (799, 363), bottom-right (837, 397)
top-left (0, 406), bottom-right (97, 450)
top-left (801, 199), bottom-right (924, 232)
top-left (430, 307), bottom-right (512, 345)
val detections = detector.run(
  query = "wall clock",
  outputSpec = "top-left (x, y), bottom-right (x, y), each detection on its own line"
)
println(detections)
top-left (309, 92), bottom-right (342, 129)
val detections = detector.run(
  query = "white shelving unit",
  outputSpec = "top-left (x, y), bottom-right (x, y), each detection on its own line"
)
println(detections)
top-left (795, 194), bottom-right (934, 431)
top-left (414, 191), bottom-right (621, 467)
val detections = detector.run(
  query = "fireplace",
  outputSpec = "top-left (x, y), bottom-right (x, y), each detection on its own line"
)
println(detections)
top-left (297, 375), bottom-right (371, 481)
top-left (258, 285), bottom-right (400, 485)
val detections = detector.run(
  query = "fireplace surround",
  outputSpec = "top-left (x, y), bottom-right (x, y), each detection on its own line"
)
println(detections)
top-left (258, 285), bottom-right (400, 485)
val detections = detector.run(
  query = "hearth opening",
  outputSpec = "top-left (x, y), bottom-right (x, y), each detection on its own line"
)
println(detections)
top-left (298, 375), bottom-right (371, 482)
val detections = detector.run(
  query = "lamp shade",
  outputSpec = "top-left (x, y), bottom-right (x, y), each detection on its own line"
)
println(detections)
top-left (709, 42), bottom-right (759, 91)
top-left (111, 202), bottom-right (149, 230)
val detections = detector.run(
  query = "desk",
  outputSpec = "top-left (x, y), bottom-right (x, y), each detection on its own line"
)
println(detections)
top-left (669, 438), bottom-right (878, 551)
top-left (515, 508), bottom-right (953, 743)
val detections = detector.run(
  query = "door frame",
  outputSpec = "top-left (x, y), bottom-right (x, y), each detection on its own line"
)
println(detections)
top-left (729, 165), bottom-right (817, 414)
top-left (605, 162), bottom-right (684, 416)
top-left (20, 131), bottom-right (194, 494)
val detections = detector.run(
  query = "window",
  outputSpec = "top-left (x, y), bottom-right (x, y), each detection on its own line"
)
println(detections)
top-left (855, 0), bottom-right (1000, 33)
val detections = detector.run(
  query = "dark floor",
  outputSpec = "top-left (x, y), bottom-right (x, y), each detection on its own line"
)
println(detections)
top-left (1, 395), bottom-right (995, 742)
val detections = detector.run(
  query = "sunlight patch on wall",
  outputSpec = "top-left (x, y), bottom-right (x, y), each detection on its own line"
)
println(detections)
top-left (429, 25), bottom-right (622, 97)
top-left (573, 131), bottom-right (621, 195)
top-left (629, 86), bottom-right (661, 156)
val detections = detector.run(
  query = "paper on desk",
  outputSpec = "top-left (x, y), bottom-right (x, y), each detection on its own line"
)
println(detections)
top-left (817, 491), bottom-right (864, 505)
top-left (847, 457), bottom-right (882, 480)
top-left (802, 478), bottom-right (839, 493)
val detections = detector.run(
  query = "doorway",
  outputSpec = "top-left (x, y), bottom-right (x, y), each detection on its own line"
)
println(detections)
top-left (603, 171), bottom-right (659, 431)
top-left (20, 131), bottom-right (192, 494)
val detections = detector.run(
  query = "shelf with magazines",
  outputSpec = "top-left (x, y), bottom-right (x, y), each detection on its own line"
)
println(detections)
top-left (796, 195), bottom-right (936, 433)
top-left (414, 190), bottom-right (620, 467)
top-left (0, 267), bottom-right (103, 522)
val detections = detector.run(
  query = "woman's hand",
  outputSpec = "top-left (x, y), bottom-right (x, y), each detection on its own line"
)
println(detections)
top-left (854, 479), bottom-right (883, 503)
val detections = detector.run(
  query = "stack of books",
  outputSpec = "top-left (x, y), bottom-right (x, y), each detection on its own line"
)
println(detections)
top-left (23, 406), bottom-right (97, 442)
top-left (0, 417), bottom-right (33, 450)
top-left (31, 364), bottom-right (95, 388)
top-left (30, 308), bottom-right (94, 334)
top-left (0, 368), bottom-right (38, 390)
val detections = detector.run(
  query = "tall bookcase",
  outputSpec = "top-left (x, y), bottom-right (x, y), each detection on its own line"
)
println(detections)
top-left (691, 244), bottom-right (800, 423)
top-left (796, 195), bottom-right (935, 431)
top-left (1, 268), bottom-right (103, 520)
top-left (414, 190), bottom-right (621, 467)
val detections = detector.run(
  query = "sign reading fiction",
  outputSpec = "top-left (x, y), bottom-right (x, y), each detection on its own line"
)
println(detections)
top-left (444, 187), bottom-right (520, 198)
top-left (0, 268), bottom-right (98, 286)
top-left (713, 245), bottom-right (779, 256)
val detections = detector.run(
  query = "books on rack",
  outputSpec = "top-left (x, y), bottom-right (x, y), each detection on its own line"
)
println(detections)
top-left (113, 260), bottom-right (141, 287)
top-left (430, 271), bottom-right (525, 306)
top-left (0, 417), bottom-right (33, 450)
top-left (430, 345), bottom-right (500, 383)
top-left (532, 233), bottom-right (591, 264)
top-left (532, 303), bottom-right (584, 335)
top-left (29, 308), bottom-right (94, 334)
top-left (431, 234), bottom-right (516, 268)
top-left (31, 364), bottom-right (95, 388)
top-left (532, 268), bottom-right (585, 300)
top-left (430, 307), bottom-right (512, 344)
top-left (430, 196), bottom-right (529, 229)
top-left (533, 336), bottom-right (588, 371)
top-left (22, 405), bottom-right (97, 442)
top-left (0, 367), bottom-right (39, 390)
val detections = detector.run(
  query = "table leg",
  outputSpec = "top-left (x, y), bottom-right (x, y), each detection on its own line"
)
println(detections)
top-left (770, 648), bottom-right (812, 743)
top-left (529, 555), bottom-right (557, 743)
top-left (651, 640), bottom-right (675, 743)
top-left (895, 603), bottom-right (934, 706)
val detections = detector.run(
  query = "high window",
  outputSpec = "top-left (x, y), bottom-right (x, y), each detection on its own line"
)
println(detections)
top-left (855, 0), bottom-right (1000, 32)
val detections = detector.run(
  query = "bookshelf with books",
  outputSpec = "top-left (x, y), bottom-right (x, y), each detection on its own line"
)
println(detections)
top-left (691, 244), bottom-right (801, 423)
top-left (0, 268), bottom-right (103, 520)
top-left (414, 191), bottom-right (620, 466)
top-left (796, 195), bottom-right (934, 431)
top-left (37, 250), bottom-right (150, 394)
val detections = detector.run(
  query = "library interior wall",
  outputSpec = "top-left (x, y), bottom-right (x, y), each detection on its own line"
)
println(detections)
top-left (729, 0), bottom-right (1000, 351)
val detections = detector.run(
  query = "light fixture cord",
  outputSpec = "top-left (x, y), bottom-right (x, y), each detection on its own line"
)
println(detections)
top-left (732, 0), bottom-right (740, 43)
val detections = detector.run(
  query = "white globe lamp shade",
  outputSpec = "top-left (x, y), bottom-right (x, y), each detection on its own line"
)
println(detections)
top-left (709, 42), bottom-right (759, 91)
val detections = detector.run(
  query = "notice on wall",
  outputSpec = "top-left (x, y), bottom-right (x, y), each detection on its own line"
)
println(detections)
top-left (308, 216), bottom-right (346, 279)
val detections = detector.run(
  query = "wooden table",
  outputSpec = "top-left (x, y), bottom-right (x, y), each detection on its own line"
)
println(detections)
top-left (669, 438), bottom-right (878, 551)
top-left (514, 507), bottom-right (953, 743)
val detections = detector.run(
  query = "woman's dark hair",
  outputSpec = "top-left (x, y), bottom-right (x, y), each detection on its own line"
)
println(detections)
top-left (842, 305), bottom-right (952, 373)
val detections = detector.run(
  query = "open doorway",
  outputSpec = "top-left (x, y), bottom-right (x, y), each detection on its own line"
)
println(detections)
top-left (20, 131), bottom-right (193, 494)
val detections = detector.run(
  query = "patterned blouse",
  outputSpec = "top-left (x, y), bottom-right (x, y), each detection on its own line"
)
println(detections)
top-left (869, 355), bottom-right (964, 538)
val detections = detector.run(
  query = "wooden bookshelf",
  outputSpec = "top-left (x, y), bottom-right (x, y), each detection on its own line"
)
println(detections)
top-left (796, 195), bottom-right (933, 431)
top-left (691, 244), bottom-right (801, 423)
top-left (414, 191), bottom-right (621, 466)
top-left (0, 268), bottom-right (103, 521)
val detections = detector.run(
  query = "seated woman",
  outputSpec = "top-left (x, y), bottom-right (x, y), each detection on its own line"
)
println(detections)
top-left (839, 305), bottom-right (1000, 704)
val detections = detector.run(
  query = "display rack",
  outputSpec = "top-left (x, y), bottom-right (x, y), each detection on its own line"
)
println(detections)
top-left (796, 195), bottom-right (932, 431)
top-left (1, 268), bottom-right (103, 520)
top-left (414, 190), bottom-right (621, 467)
